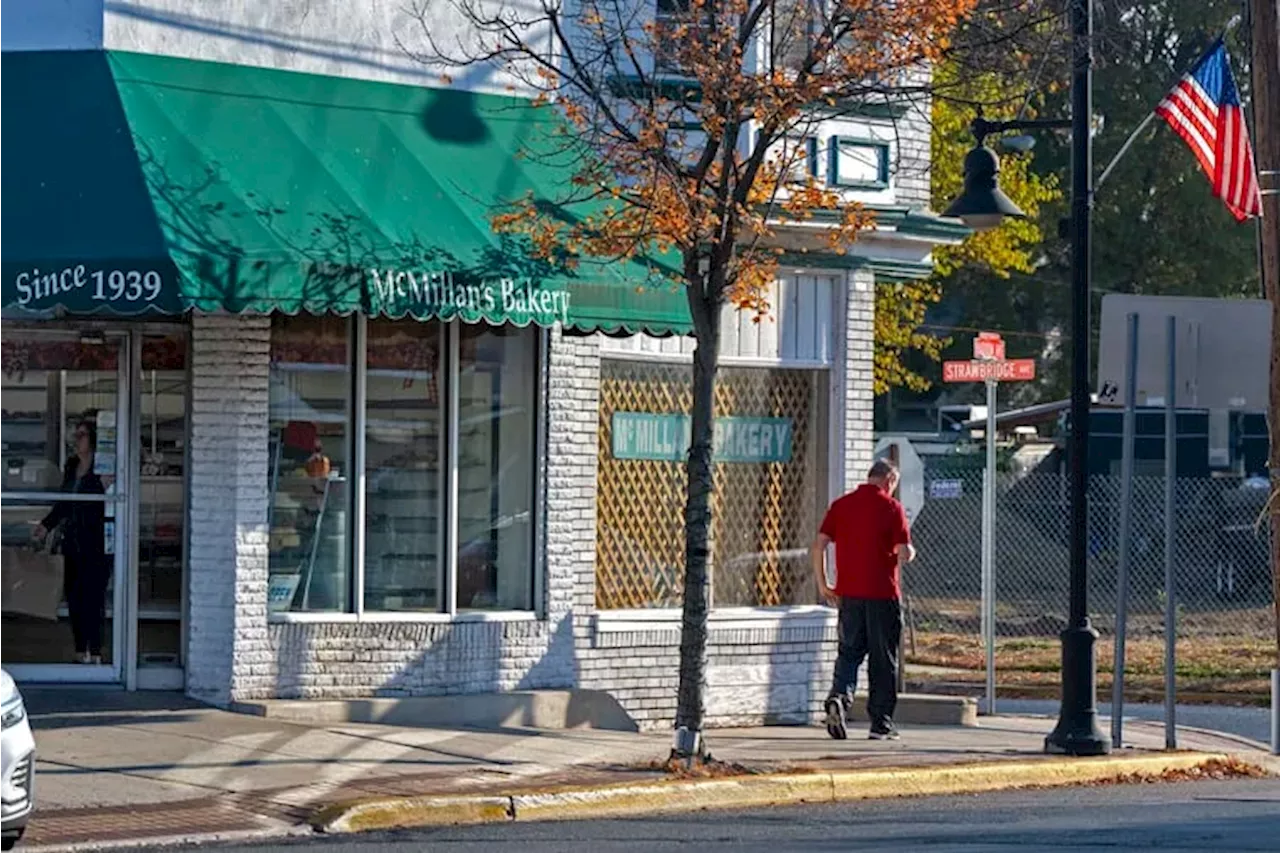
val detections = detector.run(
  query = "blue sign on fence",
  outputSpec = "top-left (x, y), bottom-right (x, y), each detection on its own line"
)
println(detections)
top-left (611, 412), bottom-right (793, 463)
top-left (929, 478), bottom-right (964, 499)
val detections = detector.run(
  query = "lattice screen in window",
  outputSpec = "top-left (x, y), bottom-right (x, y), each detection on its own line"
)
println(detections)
top-left (596, 358), bottom-right (828, 609)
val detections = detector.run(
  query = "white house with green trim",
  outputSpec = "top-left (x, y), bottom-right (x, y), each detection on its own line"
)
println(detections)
top-left (0, 0), bottom-right (966, 728)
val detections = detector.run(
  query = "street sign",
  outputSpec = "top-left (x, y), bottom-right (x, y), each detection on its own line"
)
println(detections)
top-left (943, 359), bottom-right (1036, 383)
top-left (973, 331), bottom-right (1006, 361)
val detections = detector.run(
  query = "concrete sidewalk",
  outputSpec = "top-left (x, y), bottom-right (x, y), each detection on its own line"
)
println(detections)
top-left (19, 689), bottom-right (1278, 850)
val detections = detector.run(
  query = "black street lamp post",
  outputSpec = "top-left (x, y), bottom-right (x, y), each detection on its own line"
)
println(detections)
top-left (943, 0), bottom-right (1111, 756)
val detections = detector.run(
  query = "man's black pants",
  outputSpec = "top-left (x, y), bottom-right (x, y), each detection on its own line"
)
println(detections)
top-left (828, 596), bottom-right (902, 726)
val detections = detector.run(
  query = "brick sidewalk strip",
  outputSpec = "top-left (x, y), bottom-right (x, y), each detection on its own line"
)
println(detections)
top-left (22, 797), bottom-right (303, 848)
top-left (21, 765), bottom-right (637, 849)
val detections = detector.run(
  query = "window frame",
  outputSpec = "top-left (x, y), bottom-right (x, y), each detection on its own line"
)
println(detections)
top-left (268, 315), bottom-right (544, 623)
top-left (827, 135), bottom-right (891, 190)
top-left (653, 0), bottom-right (714, 79)
top-left (768, 0), bottom-right (822, 74)
top-left (753, 129), bottom-right (820, 183)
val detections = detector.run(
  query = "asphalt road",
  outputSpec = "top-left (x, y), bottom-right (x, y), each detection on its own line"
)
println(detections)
top-left (994, 698), bottom-right (1272, 745)
top-left (198, 779), bottom-right (1280, 852)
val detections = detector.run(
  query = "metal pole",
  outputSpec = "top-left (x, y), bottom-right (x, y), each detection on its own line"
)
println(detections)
top-left (1244, 0), bottom-right (1280, 761)
top-left (1111, 312), bottom-right (1139, 749)
top-left (890, 445), bottom-right (907, 699)
top-left (1047, 0), bottom-right (1109, 756)
top-left (1272, 667), bottom-right (1280, 756)
top-left (983, 378), bottom-right (998, 716)
top-left (1095, 113), bottom-right (1155, 193)
top-left (1164, 316), bottom-right (1178, 749)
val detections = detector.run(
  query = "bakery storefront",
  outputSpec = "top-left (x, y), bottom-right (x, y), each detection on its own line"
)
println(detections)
top-left (1, 50), bottom-right (688, 696)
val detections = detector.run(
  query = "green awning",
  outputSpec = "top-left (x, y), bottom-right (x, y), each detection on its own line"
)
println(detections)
top-left (1, 51), bottom-right (691, 335)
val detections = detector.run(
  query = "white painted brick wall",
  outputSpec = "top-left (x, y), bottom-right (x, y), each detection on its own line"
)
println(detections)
top-left (186, 313), bottom-right (271, 705)
top-left (545, 330), bottom-right (602, 656)
top-left (265, 618), bottom-right (574, 698)
top-left (583, 618), bottom-right (844, 730)
top-left (844, 269), bottom-right (876, 489)
top-left (893, 65), bottom-right (934, 211)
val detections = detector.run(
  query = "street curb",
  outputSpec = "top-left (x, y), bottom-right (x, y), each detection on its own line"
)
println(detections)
top-left (1143, 721), bottom-right (1272, 753)
top-left (311, 751), bottom-right (1247, 834)
top-left (23, 823), bottom-right (312, 853)
top-left (511, 773), bottom-right (835, 823)
top-left (313, 795), bottom-right (512, 834)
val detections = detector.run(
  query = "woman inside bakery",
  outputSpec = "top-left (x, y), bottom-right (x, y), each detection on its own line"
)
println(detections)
top-left (34, 417), bottom-right (109, 664)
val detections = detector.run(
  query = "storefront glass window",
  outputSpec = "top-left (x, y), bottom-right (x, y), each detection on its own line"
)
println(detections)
top-left (266, 317), bottom-right (539, 615)
top-left (268, 316), bottom-right (352, 613)
top-left (363, 320), bottom-right (443, 612)
top-left (595, 359), bottom-right (829, 609)
top-left (457, 325), bottom-right (537, 610)
top-left (2, 333), bottom-right (122, 666)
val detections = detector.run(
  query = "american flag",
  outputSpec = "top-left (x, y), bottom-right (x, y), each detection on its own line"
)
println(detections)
top-left (1155, 39), bottom-right (1262, 222)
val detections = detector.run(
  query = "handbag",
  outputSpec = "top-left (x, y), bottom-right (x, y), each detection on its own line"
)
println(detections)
top-left (2, 531), bottom-right (66, 621)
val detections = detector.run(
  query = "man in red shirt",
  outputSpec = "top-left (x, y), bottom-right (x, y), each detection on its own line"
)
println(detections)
top-left (810, 459), bottom-right (916, 740)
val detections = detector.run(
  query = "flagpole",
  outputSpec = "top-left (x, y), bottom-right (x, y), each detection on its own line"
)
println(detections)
top-left (1096, 20), bottom-right (1244, 194)
top-left (1096, 112), bottom-right (1156, 192)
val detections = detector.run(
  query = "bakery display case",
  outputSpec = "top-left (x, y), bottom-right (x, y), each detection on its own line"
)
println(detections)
top-left (266, 316), bottom-right (354, 614)
top-left (267, 418), bottom-right (351, 613)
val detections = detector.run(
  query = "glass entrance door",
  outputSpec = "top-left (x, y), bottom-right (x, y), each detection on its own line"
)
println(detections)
top-left (2, 331), bottom-right (130, 683)
top-left (134, 332), bottom-right (188, 689)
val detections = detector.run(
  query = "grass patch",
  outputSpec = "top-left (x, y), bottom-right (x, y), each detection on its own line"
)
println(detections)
top-left (908, 632), bottom-right (1275, 699)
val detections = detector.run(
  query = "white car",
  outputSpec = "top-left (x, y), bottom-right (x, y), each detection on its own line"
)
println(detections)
top-left (0, 671), bottom-right (34, 850)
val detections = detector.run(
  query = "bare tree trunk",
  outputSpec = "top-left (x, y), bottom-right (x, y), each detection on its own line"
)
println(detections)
top-left (673, 276), bottom-right (721, 759)
top-left (1250, 0), bottom-right (1280, 670)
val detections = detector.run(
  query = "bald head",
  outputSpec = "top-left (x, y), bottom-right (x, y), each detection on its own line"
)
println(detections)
top-left (868, 459), bottom-right (900, 494)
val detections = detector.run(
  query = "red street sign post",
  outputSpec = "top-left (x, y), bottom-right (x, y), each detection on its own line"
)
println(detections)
top-left (942, 332), bottom-right (1038, 718)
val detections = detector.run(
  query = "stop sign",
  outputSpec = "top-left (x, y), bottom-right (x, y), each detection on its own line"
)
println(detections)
top-left (973, 332), bottom-right (1005, 361)
top-left (873, 436), bottom-right (923, 527)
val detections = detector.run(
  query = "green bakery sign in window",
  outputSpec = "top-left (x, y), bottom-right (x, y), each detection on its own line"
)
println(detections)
top-left (611, 412), bottom-right (793, 463)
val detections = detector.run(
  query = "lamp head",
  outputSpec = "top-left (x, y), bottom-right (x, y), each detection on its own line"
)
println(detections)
top-left (942, 144), bottom-right (1027, 232)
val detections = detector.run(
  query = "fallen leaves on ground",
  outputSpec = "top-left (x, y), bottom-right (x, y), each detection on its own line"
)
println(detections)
top-left (626, 757), bottom-right (791, 779)
top-left (1092, 757), bottom-right (1269, 786)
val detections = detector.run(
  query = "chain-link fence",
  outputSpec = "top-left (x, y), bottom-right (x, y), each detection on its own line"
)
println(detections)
top-left (906, 468), bottom-right (1276, 699)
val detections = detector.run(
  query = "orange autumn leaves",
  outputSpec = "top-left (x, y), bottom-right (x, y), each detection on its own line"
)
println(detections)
top-left (490, 0), bottom-right (977, 332)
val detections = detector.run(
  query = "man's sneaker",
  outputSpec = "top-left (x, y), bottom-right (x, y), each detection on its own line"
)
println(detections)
top-left (824, 698), bottom-right (848, 740)
top-left (868, 722), bottom-right (900, 741)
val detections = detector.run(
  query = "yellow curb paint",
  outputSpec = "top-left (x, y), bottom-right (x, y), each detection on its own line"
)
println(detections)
top-left (512, 773), bottom-right (834, 822)
top-left (312, 751), bottom-right (1253, 834)
top-left (314, 795), bottom-right (512, 833)
top-left (827, 753), bottom-right (1233, 801)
